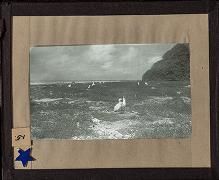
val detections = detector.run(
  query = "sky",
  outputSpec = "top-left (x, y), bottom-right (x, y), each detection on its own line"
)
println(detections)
top-left (30, 44), bottom-right (175, 82)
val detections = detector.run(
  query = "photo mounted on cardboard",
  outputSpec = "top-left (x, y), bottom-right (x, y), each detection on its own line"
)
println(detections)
top-left (11, 14), bottom-right (210, 169)
top-left (30, 43), bottom-right (191, 140)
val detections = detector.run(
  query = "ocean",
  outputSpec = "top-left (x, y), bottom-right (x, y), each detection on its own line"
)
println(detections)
top-left (30, 81), bottom-right (191, 140)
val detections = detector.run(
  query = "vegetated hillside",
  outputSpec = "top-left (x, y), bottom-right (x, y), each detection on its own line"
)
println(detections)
top-left (142, 44), bottom-right (190, 81)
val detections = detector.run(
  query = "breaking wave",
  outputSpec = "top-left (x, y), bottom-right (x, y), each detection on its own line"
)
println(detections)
top-left (33, 98), bottom-right (63, 103)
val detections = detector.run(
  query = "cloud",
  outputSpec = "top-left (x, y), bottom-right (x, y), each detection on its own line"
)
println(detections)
top-left (30, 44), bottom-right (175, 81)
top-left (101, 61), bottom-right (113, 70)
top-left (86, 45), bottom-right (116, 63)
top-left (148, 56), bottom-right (162, 63)
top-left (147, 56), bottom-right (162, 68)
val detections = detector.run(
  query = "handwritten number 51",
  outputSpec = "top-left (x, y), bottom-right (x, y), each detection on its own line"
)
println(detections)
top-left (15, 135), bottom-right (25, 141)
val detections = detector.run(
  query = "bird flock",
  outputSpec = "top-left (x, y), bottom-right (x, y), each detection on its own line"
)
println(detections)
top-left (67, 81), bottom-right (149, 88)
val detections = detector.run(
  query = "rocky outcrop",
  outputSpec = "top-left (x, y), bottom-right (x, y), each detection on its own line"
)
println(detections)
top-left (142, 44), bottom-right (190, 81)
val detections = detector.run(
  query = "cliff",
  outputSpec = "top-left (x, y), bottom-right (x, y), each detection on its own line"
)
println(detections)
top-left (142, 44), bottom-right (190, 81)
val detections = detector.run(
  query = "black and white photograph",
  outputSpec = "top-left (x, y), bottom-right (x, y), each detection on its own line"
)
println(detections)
top-left (30, 43), bottom-right (191, 140)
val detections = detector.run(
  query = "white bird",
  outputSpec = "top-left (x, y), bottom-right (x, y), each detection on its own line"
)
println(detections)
top-left (68, 84), bottom-right (72, 87)
top-left (114, 96), bottom-right (126, 112)
top-left (145, 82), bottom-right (148, 85)
top-left (88, 85), bottom-right (91, 89)
top-left (177, 91), bottom-right (182, 95)
top-left (137, 82), bottom-right (140, 86)
top-left (92, 82), bottom-right (95, 86)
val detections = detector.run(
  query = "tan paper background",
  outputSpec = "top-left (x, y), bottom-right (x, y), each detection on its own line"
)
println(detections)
top-left (12, 127), bottom-right (31, 147)
top-left (12, 15), bottom-right (210, 169)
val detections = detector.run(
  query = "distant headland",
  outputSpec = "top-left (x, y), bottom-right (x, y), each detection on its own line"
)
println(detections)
top-left (142, 44), bottom-right (190, 81)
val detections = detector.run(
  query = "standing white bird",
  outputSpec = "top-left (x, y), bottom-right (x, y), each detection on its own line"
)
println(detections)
top-left (145, 82), bottom-right (148, 85)
top-left (68, 84), bottom-right (72, 87)
top-left (88, 85), bottom-right (91, 89)
top-left (114, 96), bottom-right (126, 112)
top-left (92, 82), bottom-right (95, 86)
top-left (137, 82), bottom-right (140, 86)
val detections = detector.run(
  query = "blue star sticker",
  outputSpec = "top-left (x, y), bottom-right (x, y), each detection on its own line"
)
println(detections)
top-left (15, 148), bottom-right (34, 167)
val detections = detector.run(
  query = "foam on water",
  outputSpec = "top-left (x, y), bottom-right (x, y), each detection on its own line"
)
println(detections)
top-left (134, 96), bottom-right (173, 106)
top-left (89, 106), bottom-right (104, 110)
top-left (74, 80), bottom-right (122, 84)
top-left (89, 119), bottom-right (139, 139)
top-left (150, 118), bottom-right (174, 125)
top-left (151, 96), bottom-right (174, 101)
top-left (34, 98), bottom-right (63, 102)
top-left (31, 81), bottom-right (72, 85)
top-left (40, 111), bottom-right (50, 115)
top-left (68, 100), bottom-right (76, 104)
